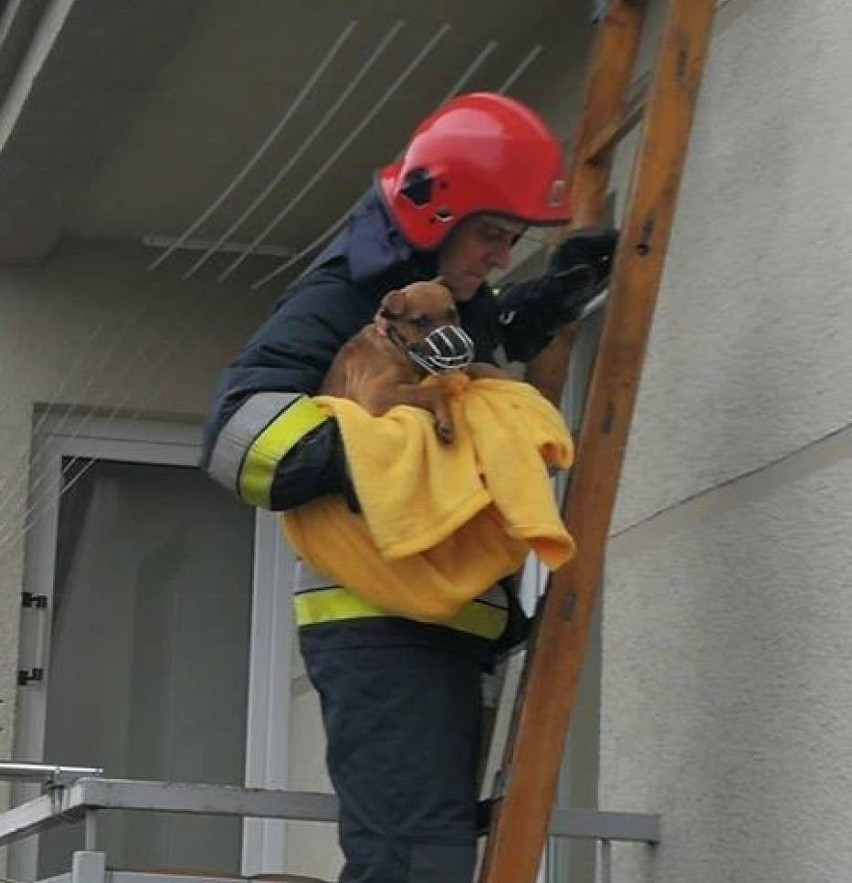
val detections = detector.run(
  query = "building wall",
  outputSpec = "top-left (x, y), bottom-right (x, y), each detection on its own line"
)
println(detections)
top-left (539, 0), bottom-right (852, 880)
top-left (0, 240), bottom-right (276, 785)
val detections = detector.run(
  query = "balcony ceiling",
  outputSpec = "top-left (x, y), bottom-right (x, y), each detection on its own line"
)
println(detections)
top-left (0, 0), bottom-right (591, 287)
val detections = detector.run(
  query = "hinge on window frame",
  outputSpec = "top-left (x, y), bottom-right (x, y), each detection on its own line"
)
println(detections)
top-left (18, 668), bottom-right (44, 686)
top-left (21, 591), bottom-right (48, 609)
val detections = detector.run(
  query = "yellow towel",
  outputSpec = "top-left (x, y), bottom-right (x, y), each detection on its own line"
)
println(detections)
top-left (281, 373), bottom-right (576, 623)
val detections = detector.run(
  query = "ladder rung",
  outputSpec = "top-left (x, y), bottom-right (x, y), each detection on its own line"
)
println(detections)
top-left (583, 74), bottom-right (651, 164)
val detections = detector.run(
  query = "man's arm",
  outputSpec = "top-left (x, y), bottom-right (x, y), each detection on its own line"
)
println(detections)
top-left (201, 280), bottom-right (360, 511)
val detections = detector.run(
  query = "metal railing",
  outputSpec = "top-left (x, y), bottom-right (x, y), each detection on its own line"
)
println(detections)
top-left (0, 767), bottom-right (660, 883)
top-left (0, 762), bottom-right (103, 789)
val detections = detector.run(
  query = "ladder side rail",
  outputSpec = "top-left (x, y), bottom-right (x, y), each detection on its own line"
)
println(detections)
top-left (569, 2), bottom-right (650, 226)
top-left (482, 2), bottom-right (717, 882)
top-left (525, 0), bottom-right (647, 406)
top-left (583, 73), bottom-right (651, 166)
top-left (488, 0), bottom-right (648, 855)
top-left (492, 0), bottom-right (648, 856)
top-left (496, 0), bottom-right (647, 814)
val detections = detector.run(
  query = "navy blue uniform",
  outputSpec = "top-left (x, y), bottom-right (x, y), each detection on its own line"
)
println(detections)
top-left (202, 189), bottom-right (546, 882)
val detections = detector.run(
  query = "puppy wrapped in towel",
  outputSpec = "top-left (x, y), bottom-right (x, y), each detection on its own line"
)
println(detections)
top-left (282, 279), bottom-right (576, 622)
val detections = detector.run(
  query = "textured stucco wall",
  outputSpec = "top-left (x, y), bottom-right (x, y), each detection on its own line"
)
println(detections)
top-left (0, 241), bottom-right (276, 786)
top-left (595, 0), bottom-right (852, 880)
top-left (606, 436), bottom-right (852, 882)
top-left (615, 0), bottom-right (852, 531)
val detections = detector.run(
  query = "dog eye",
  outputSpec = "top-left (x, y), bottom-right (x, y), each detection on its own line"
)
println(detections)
top-left (412, 316), bottom-right (431, 329)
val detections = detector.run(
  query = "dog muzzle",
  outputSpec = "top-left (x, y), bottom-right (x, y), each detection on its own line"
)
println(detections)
top-left (407, 325), bottom-right (475, 375)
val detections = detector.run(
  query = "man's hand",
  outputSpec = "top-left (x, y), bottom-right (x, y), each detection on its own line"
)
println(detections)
top-left (547, 226), bottom-right (618, 320)
top-left (495, 227), bottom-right (618, 362)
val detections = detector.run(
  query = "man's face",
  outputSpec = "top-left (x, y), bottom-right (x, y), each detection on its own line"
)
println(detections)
top-left (437, 216), bottom-right (518, 302)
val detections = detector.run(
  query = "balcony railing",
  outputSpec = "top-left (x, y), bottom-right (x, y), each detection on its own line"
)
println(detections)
top-left (0, 764), bottom-right (659, 883)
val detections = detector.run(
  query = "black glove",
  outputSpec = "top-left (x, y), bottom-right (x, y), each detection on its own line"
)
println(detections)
top-left (495, 227), bottom-right (618, 362)
top-left (267, 417), bottom-right (361, 513)
top-left (329, 420), bottom-right (362, 514)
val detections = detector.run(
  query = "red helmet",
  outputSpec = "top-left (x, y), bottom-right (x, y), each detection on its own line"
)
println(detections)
top-left (378, 92), bottom-right (571, 251)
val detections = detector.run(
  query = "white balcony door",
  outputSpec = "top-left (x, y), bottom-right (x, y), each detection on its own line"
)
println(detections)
top-left (10, 416), bottom-right (296, 880)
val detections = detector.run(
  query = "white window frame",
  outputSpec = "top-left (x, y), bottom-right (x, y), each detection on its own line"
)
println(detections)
top-left (10, 414), bottom-right (294, 879)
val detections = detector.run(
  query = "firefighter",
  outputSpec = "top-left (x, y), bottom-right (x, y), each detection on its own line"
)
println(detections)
top-left (202, 92), bottom-right (616, 883)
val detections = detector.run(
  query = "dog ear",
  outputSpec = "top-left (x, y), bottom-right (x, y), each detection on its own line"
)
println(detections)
top-left (432, 275), bottom-right (455, 300)
top-left (379, 289), bottom-right (407, 319)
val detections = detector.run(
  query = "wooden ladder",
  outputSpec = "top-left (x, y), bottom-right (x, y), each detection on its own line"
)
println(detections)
top-left (480, 1), bottom-right (718, 881)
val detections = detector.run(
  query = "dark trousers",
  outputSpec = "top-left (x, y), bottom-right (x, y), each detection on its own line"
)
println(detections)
top-left (302, 641), bottom-right (485, 883)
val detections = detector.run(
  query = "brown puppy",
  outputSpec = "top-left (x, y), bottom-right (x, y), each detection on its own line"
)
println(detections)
top-left (321, 280), bottom-right (467, 442)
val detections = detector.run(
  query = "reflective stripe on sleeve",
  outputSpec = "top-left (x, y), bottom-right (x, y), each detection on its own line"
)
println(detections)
top-left (239, 397), bottom-right (328, 507)
top-left (294, 587), bottom-right (508, 641)
top-left (208, 392), bottom-right (327, 507)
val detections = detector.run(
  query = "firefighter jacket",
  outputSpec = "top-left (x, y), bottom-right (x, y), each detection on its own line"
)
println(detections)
top-left (201, 187), bottom-right (543, 662)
